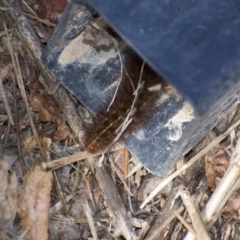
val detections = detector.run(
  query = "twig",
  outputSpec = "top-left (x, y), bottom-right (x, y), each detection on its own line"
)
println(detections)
top-left (140, 118), bottom-right (240, 209)
top-left (112, 61), bottom-right (145, 145)
top-left (42, 145), bottom-right (124, 171)
top-left (14, 53), bottom-right (46, 160)
top-left (84, 201), bottom-right (99, 240)
top-left (3, 20), bottom-right (46, 160)
top-left (88, 157), bottom-right (137, 240)
top-left (107, 47), bottom-right (123, 112)
top-left (109, 153), bottom-right (133, 196)
top-left (50, 194), bottom-right (74, 215)
top-left (83, 175), bottom-right (99, 212)
top-left (180, 188), bottom-right (210, 240)
top-left (126, 160), bottom-right (143, 178)
top-left (146, 205), bottom-right (185, 240)
top-left (175, 211), bottom-right (198, 239)
top-left (53, 172), bottom-right (70, 217)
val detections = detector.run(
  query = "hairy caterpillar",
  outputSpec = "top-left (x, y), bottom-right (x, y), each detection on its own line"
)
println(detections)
top-left (84, 52), bottom-right (163, 153)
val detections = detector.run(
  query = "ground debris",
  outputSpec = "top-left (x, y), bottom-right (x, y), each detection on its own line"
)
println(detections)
top-left (1, 1), bottom-right (240, 239)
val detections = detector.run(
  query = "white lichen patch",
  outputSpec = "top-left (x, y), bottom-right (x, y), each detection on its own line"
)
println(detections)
top-left (58, 33), bottom-right (116, 69)
top-left (164, 101), bottom-right (195, 141)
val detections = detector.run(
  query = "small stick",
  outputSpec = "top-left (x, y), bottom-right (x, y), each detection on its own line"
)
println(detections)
top-left (14, 53), bottom-right (46, 160)
top-left (146, 205), bottom-right (185, 240)
top-left (123, 148), bottom-right (129, 202)
top-left (84, 201), bottom-right (99, 240)
top-left (107, 47), bottom-right (123, 112)
top-left (53, 172), bottom-right (70, 217)
top-left (175, 211), bottom-right (198, 239)
top-left (3, 20), bottom-right (45, 160)
top-left (109, 153), bottom-right (133, 196)
top-left (180, 188), bottom-right (210, 240)
top-left (140, 118), bottom-right (240, 209)
top-left (42, 145), bottom-right (124, 171)
top-left (83, 175), bottom-right (99, 212)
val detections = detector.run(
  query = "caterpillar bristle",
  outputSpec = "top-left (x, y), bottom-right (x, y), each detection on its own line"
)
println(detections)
top-left (84, 51), bottom-right (163, 154)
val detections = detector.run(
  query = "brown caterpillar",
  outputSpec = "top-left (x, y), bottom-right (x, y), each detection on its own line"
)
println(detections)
top-left (84, 52), bottom-right (163, 153)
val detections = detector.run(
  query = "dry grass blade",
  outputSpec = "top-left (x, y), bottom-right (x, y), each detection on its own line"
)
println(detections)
top-left (147, 205), bottom-right (185, 240)
top-left (3, 19), bottom-right (45, 160)
top-left (88, 157), bottom-right (137, 240)
top-left (174, 211), bottom-right (198, 239)
top-left (109, 155), bottom-right (133, 196)
top-left (50, 194), bottom-right (74, 215)
top-left (180, 188), bottom-right (210, 240)
top-left (42, 151), bottom-right (101, 171)
top-left (52, 171), bottom-right (70, 217)
top-left (84, 201), bottom-right (98, 240)
top-left (14, 53), bottom-right (46, 160)
top-left (126, 161), bottom-right (143, 178)
top-left (140, 118), bottom-right (240, 209)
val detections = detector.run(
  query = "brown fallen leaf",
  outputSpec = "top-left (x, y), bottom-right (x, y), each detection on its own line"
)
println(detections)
top-left (22, 131), bottom-right (38, 156)
top-left (52, 123), bottom-right (70, 141)
top-left (27, 78), bottom-right (70, 143)
top-left (18, 164), bottom-right (52, 240)
top-left (205, 132), bottom-right (229, 190)
top-left (222, 192), bottom-right (240, 220)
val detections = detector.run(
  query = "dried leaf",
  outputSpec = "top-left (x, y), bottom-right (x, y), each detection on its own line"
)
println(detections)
top-left (222, 192), bottom-right (240, 220)
top-left (22, 135), bottom-right (37, 155)
top-left (18, 164), bottom-right (52, 240)
top-left (27, 78), bottom-right (69, 143)
top-left (52, 124), bottom-right (70, 141)
top-left (137, 175), bottom-right (173, 203)
top-left (205, 132), bottom-right (229, 190)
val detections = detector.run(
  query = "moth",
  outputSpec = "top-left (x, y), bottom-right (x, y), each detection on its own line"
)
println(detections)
top-left (84, 51), bottom-right (163, 154)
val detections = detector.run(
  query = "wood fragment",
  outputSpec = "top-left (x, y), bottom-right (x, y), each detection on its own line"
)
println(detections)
top-left (41, 145), bottom-right (123, 171)
top-left (146, 205), bottom-right (185, 240)
top-left (174, 211), bottom-right (198, 239)
top-left (180, 188), bottom-right (210, 240)
top-left (88, 157), bottom-right (137, 240)
top-left (84, 201), bottom-right (98, 240)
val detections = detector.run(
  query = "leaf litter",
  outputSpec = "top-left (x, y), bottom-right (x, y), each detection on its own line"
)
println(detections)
top-left (0, 1), bottom-right (240, 239)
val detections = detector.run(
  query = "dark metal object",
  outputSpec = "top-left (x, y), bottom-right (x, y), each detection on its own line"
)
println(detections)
top-left (42, 0), bottom-right (240, 175)
top-left (86, 0), bottom-right (240, 116)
